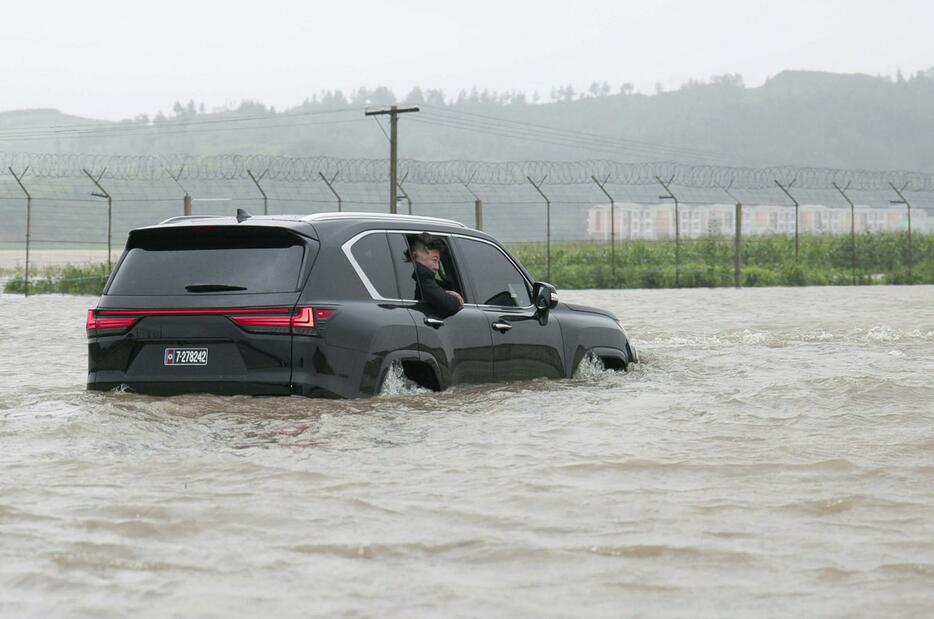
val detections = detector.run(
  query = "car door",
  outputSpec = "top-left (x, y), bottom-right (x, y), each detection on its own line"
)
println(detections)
top-left (453, 236), bottom-right (565, 382)
top-left (387, 232), bottom-right (493, 387)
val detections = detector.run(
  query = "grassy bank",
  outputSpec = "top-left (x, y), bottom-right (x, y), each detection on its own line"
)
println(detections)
top-left (511, 232), bottom-right (933, 288)
top-left (2, 232), bottom-right (931, 295)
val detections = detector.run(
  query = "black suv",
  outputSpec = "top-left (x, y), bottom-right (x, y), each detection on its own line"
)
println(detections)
top-left (87, 212), bottom-right (637, 398)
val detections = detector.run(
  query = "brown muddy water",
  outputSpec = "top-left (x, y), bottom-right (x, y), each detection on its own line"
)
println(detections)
top-left (1, 286), bottom-right (932, 618)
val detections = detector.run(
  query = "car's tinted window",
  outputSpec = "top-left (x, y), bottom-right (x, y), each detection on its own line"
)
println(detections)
top-left (350, 233), bottom-right (398, 299)
top-left (456, 238), bottom-right (531, 307)
top-left (107, 227), bottom-right (309, 295)
top-left (387, 232), bottom-right (419, 300)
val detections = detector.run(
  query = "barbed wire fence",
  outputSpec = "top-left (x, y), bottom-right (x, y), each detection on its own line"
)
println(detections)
top-left (1, 152), bottom-right (932, 294)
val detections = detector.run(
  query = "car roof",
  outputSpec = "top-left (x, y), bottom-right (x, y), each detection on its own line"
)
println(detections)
top-left (149, 211), bottom-right (480, 240)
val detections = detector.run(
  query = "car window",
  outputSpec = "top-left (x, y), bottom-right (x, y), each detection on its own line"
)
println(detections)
top-left (456, 238), bottom-right (531, 307)
top-left (107, 226), bottom-right (310, 295)
top-left (350, 232), bottom-right (398, 299)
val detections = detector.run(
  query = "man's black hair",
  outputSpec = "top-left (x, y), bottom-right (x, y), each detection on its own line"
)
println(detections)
top-left (414, 232), bottom-right (445, 252)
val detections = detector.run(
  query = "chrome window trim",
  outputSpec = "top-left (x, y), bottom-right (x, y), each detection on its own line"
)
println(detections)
top-left (342, 229), bottom-right (535, 311)
top-left (340, 230), bottom-right (400, 302)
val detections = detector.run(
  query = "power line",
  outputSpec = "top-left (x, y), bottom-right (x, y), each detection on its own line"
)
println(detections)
top-left (0, 106), bottom-right (367, 141)
top-left (420, 104), bottom-right (740, 164)
top-left (411, 114), bottom-right (731, 164)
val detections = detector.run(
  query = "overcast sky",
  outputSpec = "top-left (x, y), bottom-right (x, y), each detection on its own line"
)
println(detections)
top-left (1, 0), bottom-right (932, 120)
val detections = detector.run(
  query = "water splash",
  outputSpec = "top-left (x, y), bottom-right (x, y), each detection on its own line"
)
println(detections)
top-left (379, 361), bottom-right (430, 397)
top-left (574, 352), bottom-right (606, 379)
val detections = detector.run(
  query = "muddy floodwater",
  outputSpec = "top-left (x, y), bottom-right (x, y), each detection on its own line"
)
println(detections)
top-left (1, 286), bottom-right (932, 618)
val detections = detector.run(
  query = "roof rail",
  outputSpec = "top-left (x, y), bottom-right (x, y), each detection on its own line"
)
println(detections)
top-left (300, 212), bottom-right (469, 229)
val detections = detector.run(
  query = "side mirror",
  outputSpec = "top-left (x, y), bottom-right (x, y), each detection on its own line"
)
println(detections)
top-left (532, 282), bottom-right (559, 311)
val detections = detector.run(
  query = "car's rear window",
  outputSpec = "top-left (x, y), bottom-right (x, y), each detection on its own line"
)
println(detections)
top-left (107, 226), bottom-right (312, 295)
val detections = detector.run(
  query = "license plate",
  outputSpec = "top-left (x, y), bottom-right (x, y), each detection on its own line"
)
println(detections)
top-left (164, 347), bottom-right (208, 366)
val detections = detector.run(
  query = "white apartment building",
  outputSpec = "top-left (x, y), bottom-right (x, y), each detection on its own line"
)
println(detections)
top-left (587, 203), bottom-right (929, 240)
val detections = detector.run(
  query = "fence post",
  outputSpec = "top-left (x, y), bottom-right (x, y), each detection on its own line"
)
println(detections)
top-left (82, 168), bottom-right (113, 271)
top-left (889, 182), bottom-right (913, 282)
top-left (717, 180), bottom-right (742, 288)
top-left (591, 175), bottom-right (617, 280)
top-left (774, 179), bottom-right (800, 260)
top-left (458, 172), bottom-right (483, 230)
top-left (832, 181), bottom-right (857, 285)
top-left (397, 171), bottom-right (411, 215)
top-left (318, 172), bottom-right (342, 212)
top-left (656, 176), bottom-right (680, 288)
top-left (8, 166), bottom-right (31, 297)
top-left (166, 165), bottom-right (191, 216)
top-left (247, 168), bottom-right (269, 215)
top-left (527, 175), bottom-right (551, 281)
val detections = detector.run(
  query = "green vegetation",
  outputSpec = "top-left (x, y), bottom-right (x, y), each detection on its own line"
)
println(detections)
top-left (511, 232), bottom-right (934, 289)
top-left (3, 263), bottom-right (110, 295)
top-left (2, 232), bottom-right (931, 295)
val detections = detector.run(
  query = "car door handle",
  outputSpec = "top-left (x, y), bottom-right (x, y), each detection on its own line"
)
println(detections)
top-left (424, 317), bottom-right (444, 329)
top-left (491, 321), bottom-right (512, 333)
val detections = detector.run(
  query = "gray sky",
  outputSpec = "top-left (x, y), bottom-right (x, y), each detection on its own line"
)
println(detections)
top-left (1, 0), bottom-right (932, 120)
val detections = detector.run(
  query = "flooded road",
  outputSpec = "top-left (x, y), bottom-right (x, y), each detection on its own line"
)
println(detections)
top-left (1, 286), bottom-right (933, 618)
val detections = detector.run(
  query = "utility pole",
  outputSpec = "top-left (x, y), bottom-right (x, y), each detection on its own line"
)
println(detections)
top-left (82, 168), bottom-right (113, 270)
top-left (8, 167), bottom-right (32, 296)
top-left (656, 176), bottom-right (680, 288)
top-left (591, 175), bottom-right (617, 280)
top-left (365, 105), bottom-right (419, 213)
top-left (775, 179), bottom-right (800, 259)
top-left (832, 181), bottom-right (857, 285)
top-left (889, 181), bottom-right (913, 282)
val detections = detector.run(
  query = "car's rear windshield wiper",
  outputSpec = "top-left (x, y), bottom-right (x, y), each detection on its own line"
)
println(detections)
top-left (184, 283), bottom-right (248, 292)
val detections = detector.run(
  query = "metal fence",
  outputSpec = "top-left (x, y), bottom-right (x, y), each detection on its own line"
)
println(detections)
top-left (2, 153), bottom-right (932, 292)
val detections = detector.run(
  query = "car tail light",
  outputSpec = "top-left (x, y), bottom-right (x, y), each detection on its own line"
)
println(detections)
top-left (86, 309), bottom-right (140, 337)
top-left (229, 306), bottom-right (334, 335)
top-left (86, 307), bottom-right (333, 338)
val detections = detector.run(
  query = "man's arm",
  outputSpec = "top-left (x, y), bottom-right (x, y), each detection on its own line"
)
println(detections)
top-left (414, 263), bottom-right (463, 318)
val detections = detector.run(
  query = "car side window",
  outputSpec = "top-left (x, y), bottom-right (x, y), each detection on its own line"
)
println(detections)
top-left (350, 232), bottom-right (398, 299)
top-left (456, 238), bottom-right (531, 307)
top-left (387, 232), bottom-right (419, 300)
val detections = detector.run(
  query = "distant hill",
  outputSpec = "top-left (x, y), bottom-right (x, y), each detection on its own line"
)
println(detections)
top-left (1, 69), bottom-right (933, 171)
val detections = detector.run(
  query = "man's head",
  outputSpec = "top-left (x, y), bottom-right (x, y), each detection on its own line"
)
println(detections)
top-left (409, 233), bottom-right (445, 273)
